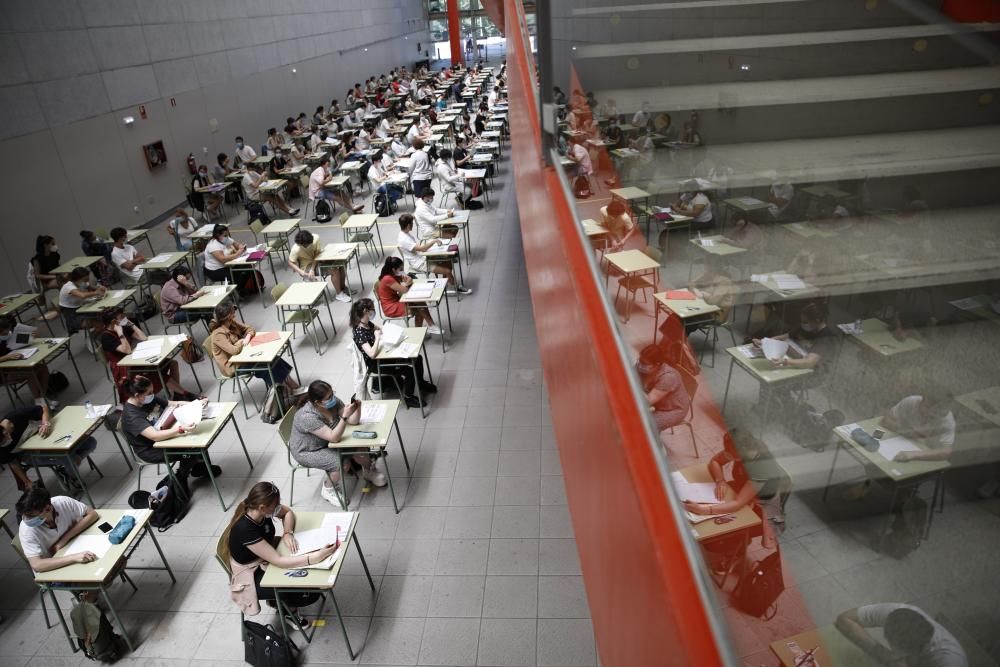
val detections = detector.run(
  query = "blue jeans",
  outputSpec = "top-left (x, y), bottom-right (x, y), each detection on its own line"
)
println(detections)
top-left (32, 436), bottom-right (97, 467)
top-left (170, 311), bottom-right (207, 324)
top-left (378, 184), bottom-right (404, 202)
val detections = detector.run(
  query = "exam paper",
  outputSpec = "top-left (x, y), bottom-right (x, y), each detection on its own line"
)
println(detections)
top-left (877, 436), bottom-right (921, 462)
top-left (737, 344), bottom-right (763, 359)
top-left (172, 401), bottom-right (203, 426)
top-left (64, 534), bottom-right (112, 559)
top-left (15, 347), bottom-right (39, 359)
top-left (771, 273), bottom-right (807, 291)
top-left (360, 403), bottom-right (387, 424)
top-left (670, 472), bottom-right (721, 504)
top-left (384, 342), bottom-right (419, 358)
top-left (148, 254), bottom-right (172, 264)
top-left (381, 323), bottom-right (406, 346)
top-left (293, 513), bottom-right (352, 556)
top-left (132, 340), bottom-right (161, 358)
top-left (407, 284), bottom-right (435, 299)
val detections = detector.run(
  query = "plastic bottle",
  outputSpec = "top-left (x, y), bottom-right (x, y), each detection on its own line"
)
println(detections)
top-left (84, 400), bottom-right (94, 418)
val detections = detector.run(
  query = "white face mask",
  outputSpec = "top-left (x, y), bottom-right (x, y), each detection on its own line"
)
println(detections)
top-left (800, 323), bottom-right (818, 333)
top-left (50, 244), bottom-right (58, 253)
top-left (142, 393), bottom-right (156, 405)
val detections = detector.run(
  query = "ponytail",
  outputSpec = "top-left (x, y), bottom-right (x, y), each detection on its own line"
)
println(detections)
top-left (220, 481), bottom-right (281, 564)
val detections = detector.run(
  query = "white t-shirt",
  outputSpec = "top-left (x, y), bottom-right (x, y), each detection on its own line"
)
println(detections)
top-left (409, 150), bottom-right (433, 182)
top-left (769, 183), bottom-right (795, 217)
top-left (415, 199), bottom-right (450, 239)
top-left (58, 280), bottom-right (86, 308)
top-left (242, 171), bottom-right (261, 200)
top-left (406, 124), bottom-right (420, 145)
top-left (857, 604), bottom-right (967, 667)
top-left (111, 244), bottom-right (143, 279)
top-left (204, 237), bottom-right (233, 271)
top-left (235, 145), bottom-right (257, 164)
top-left (308, 166), bottom-right (329, 200)
top-left (397, 229), bottom-right (427, 272)
top-left (888, 396), bottom-right (956, 449)
top-left (19, 495), bottom-right (88, 565)
top-left (570, 143), bottom-right (592, 176)
top-left (683, 192), bottom-right (713, 224)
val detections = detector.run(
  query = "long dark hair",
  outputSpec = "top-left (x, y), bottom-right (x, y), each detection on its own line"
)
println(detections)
top-left (379, 256), bottom-right (404, 280)
top-left (350, 298), bottom-right (375, 329)
top-left (210, 303), bottom-right (236, 331)
top-left (126, 375), bottom-right (153, 398)
top-left (35, 235), bottom-right (54, 256)
top-left (220, 481), bottom-right (281, 562)
top-left (297, 379), bottom-right (333, 408)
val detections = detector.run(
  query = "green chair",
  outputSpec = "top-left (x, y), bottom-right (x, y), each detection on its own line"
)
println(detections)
top-left (201, 335), bottom-right (260, 419)
top-left (270, 282), bottom-right (328, 355)
top-left (278, 406), bottom-right (313, 506)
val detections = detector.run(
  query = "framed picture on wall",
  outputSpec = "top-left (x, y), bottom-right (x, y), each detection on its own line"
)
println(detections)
top-left (143, 140), bottom-right (167, 169)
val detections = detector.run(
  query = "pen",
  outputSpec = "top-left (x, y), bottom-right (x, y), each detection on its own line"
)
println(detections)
top-left (794, 647), bottom-right (817, 666)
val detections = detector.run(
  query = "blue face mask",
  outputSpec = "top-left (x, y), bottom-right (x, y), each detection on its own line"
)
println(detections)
top-left (24, 515), bottom-right (45, 528)
top-left (323, 396), bottom-right (339, 410)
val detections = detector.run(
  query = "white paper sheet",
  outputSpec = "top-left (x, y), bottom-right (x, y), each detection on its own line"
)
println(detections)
top-left (302, 541), bottom-right (347, 570)
top-left (670, 472), bottom-right (722, 504)
top-left (172, 401), bottom-right (203, 426)
top-left (750, 274), bottom-right (769, 283)
top-left (293, 513), bottom-right (352, 556)
top-left (877, 436), bottom-right (921, 462)
top-left (686, 511), bottom-right (715, 524)
top-left (383, 342), bottom-right (419, 358)
top-left (64, 534), bottom-right (112, 559)
top-left (407, 284), bottom-right (435, 299)
top-left (951, 296), bottom-right (988, 310)
top-left (360, 403), bottom-right (387, 424)
top-left (381, 323), bottom-right (406, 346)
top-left (737, 344), bottom-right (763, 359)
top-left (91, 404), bottom-right (112, 418)
top-left (132, 340), bottom-right (161, 358)
top-left (202, 403), bottom-right (223, 419)
top-left (772, 273), bottom-right (806, 290)
top-left (15, 347), bottom-right (38, 359)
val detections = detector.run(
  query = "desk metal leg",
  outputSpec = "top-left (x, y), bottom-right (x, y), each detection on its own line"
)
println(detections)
top-left (394, 417), bottom-right (411, 471)
top-left (231, 416), bottom-right (253, 470)
top-left (329, 592), bottom-right (358, 660)
top-left (354, 253), bottom-right (365, 290)
top-left (65, 455), bottom-right (96, 508)
top-left (383, 449), bottom-right (400, 514)
top-left (720, 358), bottom-right (736, 415)
top-left (34, 300), bottom-right (56, 336)
top-left (146, 526), bottom-right (177, 583)
top-left (353, 532), bottom-right (376, 591)
top-left (374, 223), bottom-right (385, 257)
top-left (66, 346), bottom-right (87, 393)
top-left (821, 442), bottom-right (844, 502)
top-left (322, 292), bottom-right (336, 337)
top-left (199, 450), bottom-right (230, 510)
top-left (100, 585), bottom-right (135, 652)
top-left (48, 587), bottom-right (77, 652)
top-left (287, 345), bottom-right (301, 386)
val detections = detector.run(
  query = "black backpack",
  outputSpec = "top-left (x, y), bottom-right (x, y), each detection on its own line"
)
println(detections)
top-left (48, 371), bottom-right (70, 394)
top-left (730, 549), bottom-right (784, 619)
top-left (785, 403), bottom-right (844, 452)
top-left (884, 495), bottom-right (928, 559)
top-left (243, 620), bottom-right (299, 667)
top-left (373, 192), bottom-right (396, 218)
top-left (573, 174), bottom-right (592, 199)
top-left (72, 601), bottom-right (128, 663)
top-left (128, 474), bottom-right (189, 531)
top-left (246, 201), bottom-right (271, 226)
top-left (314, 198), bottom-right (333, 223)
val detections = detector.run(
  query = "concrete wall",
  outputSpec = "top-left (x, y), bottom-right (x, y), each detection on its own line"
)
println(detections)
top-left (0, 0), bottom-right (429, 294)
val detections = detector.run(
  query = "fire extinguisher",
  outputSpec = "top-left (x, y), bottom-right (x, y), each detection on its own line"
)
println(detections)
top-left (186, 153), bottom-right (197, 175)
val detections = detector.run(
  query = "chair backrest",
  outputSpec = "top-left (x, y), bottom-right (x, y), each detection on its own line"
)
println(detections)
top-left (270, 282), bottom-right (287, 303)
top-left (678, 364), bottom-right (699, 418)
top-left (278, 405), bottom-right (299, 447)
top-left (299, 174), bottom-right (310, 190)
top-left (201, 334), bottom-right (225, 380)
top-left (338, 212), bottom-right (350, 226)
top-left (215, 532), bottom-right (232, 576)
top-left (249, 219), bottom-right (263, 240)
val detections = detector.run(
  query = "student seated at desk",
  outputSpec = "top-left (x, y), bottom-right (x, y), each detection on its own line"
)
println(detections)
top-left (636, 344), bottom-right (690, 432)
top-left (289, 380), bottom-right (387, 508)
top-left (120, 375), bottom-right (219, 480)
top-left (0, 315), bottom-right (53, 406)
top-left (397, 214), bottom-right (472, 296)
top-left (160, 266), bottom-right (210, 326)
top-left (98, 307), bottom-right (201, 402)
top-left (202, 224), bottom-right (246, 284)
top-left (688, 257), bottom-right (735, 331)
top-left (243, 165), bottom-right (299, 218)
top-left (767, 178), bottom-right (796, 220)
top-left (17, 487), bottom-right (99, 572)
top-left (109, 227), bottom-right (146, 283)
top-left (265, 127), bottom-right (285, 153)
top-left (751, 301), bottom-right (836, 373)
top-left (600, 200), bottom-right (637, 251)
top-left (167, 209), bottom-right (200, 251)
top-left (287, 230), bottom-right (352, 304)
top-left (377, 257), bottom-right (441, 335)
top-left (566, 136), bottom-right (593, 181)
top-left (0, 402), bottom-right (54, 491)
top-left (191, 166), bottom-right (222, 219)
top-left (58, 267), bottom-right (106, 333)
top-left (78, 231), bottom-right (116, 286)
top-left (30, 235), bottom-right (62, 294)
top-left (723, 216), bottom-right (762, 249)
top-left (351, 299), bottom-right (435, 409)
top-left (390, 135), bottom-right (410, 159)
top-left (213, 153), bottom-right (232, 185)
top-left (434, 150), bottom-right (469, 209)
top-left (684, 430), bottom-right (791, 552)
top-left (222, 481), bottom-right (334, 630)
top-left (880, 393), bottom-right (955, 462)
top-left (308, 155), bottom-right (364, 215)
top-left (209, 303), bottom-right (299, 392)
top-left (234, 136), bottom-right (257, 167)
top-left (368, 154), bottom-right (405, 205)
top-left (836, 604), bottom-right (968, 667)
top-left (415, 188), bottom-right (459, 241)
top-left (672, 180), bottom-right (714, 230)
top-left (604, 116), bottom-right (624, 148)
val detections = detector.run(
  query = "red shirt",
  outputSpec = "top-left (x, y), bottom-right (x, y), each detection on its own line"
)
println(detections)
top-left (378, 275), bottom-right (405, 318)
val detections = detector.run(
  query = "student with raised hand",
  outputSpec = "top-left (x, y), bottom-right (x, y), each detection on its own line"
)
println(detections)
top-left (17, 486), bottom-right (99, 572)
top-left (289, 380), bottom-right (387, 508)
top-left (223, 481), bottom-right (334, 630)
top-left (397, 214), bottom-right (471, 296)
top-left (376, 257), bottom-right (441, 335)
top-left (287, 229), bottom-right (352, 303)
top-left (58, 266), bottom-right (105, 333)
top-left (351, 298), bottom-right (435, 409)
top-left (120, 375), bottom-right (217, 481)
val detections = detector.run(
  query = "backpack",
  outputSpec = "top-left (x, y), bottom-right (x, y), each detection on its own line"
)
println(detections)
top-left (237, 270), bottom-right (266, 297)
top-left (314, 198), bottom-right (333, 223)
top-left (373, 192), bottom-right (396, 218)
top-left (243, 620), bottom-right (299, 667)
top-left (464, 198), bottom-right (484, 210)
top-left (261, 384), bottom-right (289, 424)
top-left (246, 201), bottom-right (271, 226)
top-left (72, 600), bottom-right (128, 663)
top-left (784, 403), bottom-right (844, 452)
top-left (730, 549), bottom-right (784, 619)
top-left (884, 495), bottom-right (928, 559)
top-left (48, 371), bottom-right (70, 394)
top-left (129, 474), bottom-right (189, 531)
top-left (573, 174), bottom-right (592, 199)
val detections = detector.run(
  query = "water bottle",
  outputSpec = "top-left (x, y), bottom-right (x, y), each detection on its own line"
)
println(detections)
top-left (854, 318), bottom-right (862, 334)
top-left (223, 276), bottom-right (229, 287)
top-left (84, 400), bottom-right (94, 418)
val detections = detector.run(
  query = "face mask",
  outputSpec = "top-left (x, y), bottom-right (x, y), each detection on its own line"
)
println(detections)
top-left (50, 244), bottom-right (59, 253)
top-left (800, 323), bottom-right (818, 333)
top-left (236, 142), bottom-right (244, 149)
top-left (323, 396), bottom-right (339, 410)
top-left (118, 317), bottom-right (128, 327)
top-left (24, 515), bottom-right (45, 528)
top-left (199, 170), bottom-right (207, 177)
top-left (142, 394), bottom-right (156, 405)
top-left (636, 361), bottom-right (656, 375)
top-left (394, 270), bottom-right (404, 277)
top-left (76, 281), bottom-right (88, 289)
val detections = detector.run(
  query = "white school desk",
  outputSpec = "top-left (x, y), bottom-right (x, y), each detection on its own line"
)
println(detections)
top-left (274, 282), bottom-right (336, 355)
top-left (375, 327), bottom-right (434, 417)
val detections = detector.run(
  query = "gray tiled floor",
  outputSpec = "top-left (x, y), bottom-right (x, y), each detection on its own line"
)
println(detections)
top-left (0, 135), bottom-right (598, 665)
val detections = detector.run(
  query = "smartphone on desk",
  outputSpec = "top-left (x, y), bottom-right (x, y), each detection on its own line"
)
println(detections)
top-left (872, 429), bottom-right (885, 440)
top-left (98, 522), bottom-right (113, 533)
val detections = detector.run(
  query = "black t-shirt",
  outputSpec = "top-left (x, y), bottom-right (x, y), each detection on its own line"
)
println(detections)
top-left (33, 252), bottom-right (61, 275)
top-left (99, 325), bottom-right (136, 356)
top-left (352, 323), bottom-right (377, 368)
top-left (229, 514), bottom-right (276, 564)
top-left (454, 147), bottom-right (469, 164)
top-left (121, 396), bottom-right (168, 458)
top-left (0, 405), bottom-right (43, 462)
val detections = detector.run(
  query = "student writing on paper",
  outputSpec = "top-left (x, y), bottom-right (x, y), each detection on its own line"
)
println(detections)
top-left (880, 393), bottom-right (956, 462)
top-left (290, 380), bottom-right (388, 508)
top-left (685, 431), bottom-right (791, 555)
top-left (202, 224), bottom-right (246, 284)
top-left (377, 257), bottom-right (441, 335)
top-left (836, 604), bottom-right (968, 667)
top-left (636, 344), bottom-right (690, 432)
top-left (222, 482), bottom-right (335, 631)
top-left (751, 302), bottom-right (835, 372)
top-left (600, 200), bottom-right (637, 252)
top-left (351, 299), bottom-right (436, 409)
top-left (397, 215), bottom-right (472, 296)
top-left (287, 230), bottom-right (352, 304)
top-left (17, 487), bottom-right (99, 572)
top-left (688, 255), bottom-right (735, 332)
top-left (98, 308), bottom-right (201, 402)
top-left (57, 267), bottom-right (106, 334)
top-left (120, 375), bottom-right (220, 483)
top-left (0, 315), bottom-right (54, 405)
top-left (209, 303), bottom-right (299, 392)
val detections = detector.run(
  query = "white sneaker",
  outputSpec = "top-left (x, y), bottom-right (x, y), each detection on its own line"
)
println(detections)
top-left (362, 467), bottom-right (388, 487)
top-left (457, 286), bottom-right (473, 295)
top-left (427, 325), bottom-right (442, 335)
top-left (334, 291), bottom-right (352, 303)
top-left (46, 399), bottom-right (60, 410)
top-left (321, 483), bottom-right (345, 508)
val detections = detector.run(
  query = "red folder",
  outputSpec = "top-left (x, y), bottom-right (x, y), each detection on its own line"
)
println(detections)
top-left (249, 332), bottom-right (280, 346)
top-left (665, 290), bottom-right (696, 300)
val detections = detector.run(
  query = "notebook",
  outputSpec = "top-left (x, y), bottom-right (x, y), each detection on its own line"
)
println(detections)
top-left (665, 290), bottom-right (696, 301)
top-left (249, 332), bottom-right (280, 346)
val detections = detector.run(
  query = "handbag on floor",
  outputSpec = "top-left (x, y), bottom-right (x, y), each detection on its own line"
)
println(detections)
top-left (243, 620), bottom-right (298, 667)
